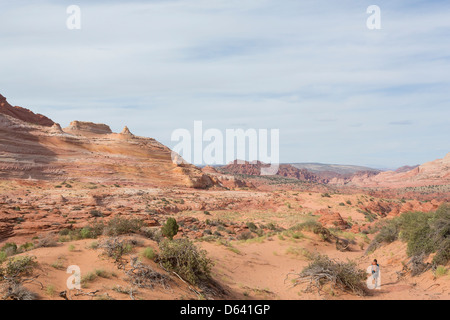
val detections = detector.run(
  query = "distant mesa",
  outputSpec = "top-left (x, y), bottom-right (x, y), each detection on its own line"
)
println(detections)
top-left (65, 120), bottom-right (112, 134)
top-left (395, 165), bottom-right (419, 173)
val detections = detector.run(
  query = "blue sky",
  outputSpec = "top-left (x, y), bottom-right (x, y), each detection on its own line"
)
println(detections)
top-left (0, 0), bottom-right (449, 168)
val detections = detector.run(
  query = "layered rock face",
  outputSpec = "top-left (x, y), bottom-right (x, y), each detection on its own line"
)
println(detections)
top-left (65, 121), bottom-right (113, 135)
top-left (332, 154), bottom-right (450, 188)
top-left (0, 95), bottom-right (213, 188)
top-left (219, 160), bottom-right (326, 183)
top-left (0, 94), bottom-right (54, 127)
top-left (201, 165), bottom-right (253, 189)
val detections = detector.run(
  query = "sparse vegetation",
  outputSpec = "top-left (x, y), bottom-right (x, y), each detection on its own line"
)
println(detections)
top-left (126, 257), bottom-right (169, 290)
top-left (141, 247), bottom-right (156, 261)
top-left (367, 204), bottom-right (450, 271)
top-left (104, 217), bottom-right (144, 236)
top-left (158, 238), bottom-right (213, 285)
top-left (435, 266), bottom-right (448, 278)
top-left (101, 237), bottom-right (134, 264)
top-left (0, 255), bottom-right (39, 300)
top-left (287, 254), bottom-right (367, 296)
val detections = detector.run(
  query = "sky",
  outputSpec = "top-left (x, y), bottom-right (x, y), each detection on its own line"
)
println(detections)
top-left (0, 0), bottom-right (449, 169)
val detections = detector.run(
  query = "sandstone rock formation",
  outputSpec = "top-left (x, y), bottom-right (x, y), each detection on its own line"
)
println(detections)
top-left (333, 153), bottom-right (450, 188)
top-left (0, 94), bottom-right (54, 126)
top-left (316, 209), bottom-right (349, 230)
top-left (219, 160), bottom-right (326, 183)
top-left (0, 94), bottom-right (215, 188)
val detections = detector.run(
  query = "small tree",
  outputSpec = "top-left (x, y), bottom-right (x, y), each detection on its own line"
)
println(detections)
top-left (161, 218), bottom-right (179, 240)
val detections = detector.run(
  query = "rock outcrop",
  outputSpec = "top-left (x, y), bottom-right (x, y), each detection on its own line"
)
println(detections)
top-left (316, 209), bottom-right (349, 230)
top-left (65, 121), bottom-right (112, 135)
top-left (332, 153), bottom-right (450, 188)
top-left (219, 160), bottom-right (326, 183)
top-left (0, 94), bottom-right (217, 189)
top-left (0, 94), bottom-right (54, 127)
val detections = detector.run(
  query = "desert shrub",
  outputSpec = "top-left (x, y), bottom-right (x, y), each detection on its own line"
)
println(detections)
top-left (0, 256), bottom-right (37, 284)
top-left (142, 247), bottom-right (156, 260)
top-left (81, 272), bottom-right (98, 287)
top-left (0, 252), bottom-right (7, 264)
top-left (126, 257), bottom-right (169, 289)
top-left (19, 243), bottom-right (34, 252)
top-left (104, 217), bottom-right (143, 236)
top-left (1, 243), bottom-right (17, 256)
top-left (59, 228), bottom-right (70, 236)
top-left (246, 222), bottom-right (258, 232)
top-left (80, 228), bottom-right (93, 239)
top-left (266, 222), bottom-right (279, 231)
top-left (289, 254), bottom-right (367, 296)
top-left (0, 243), bottom-right (19, 261)
top-left (0, 255), bottom-right (39, 300)
top-left (365, 219), bottom-right (401, 253)
top-left (237, 231), bottom-right (254, 241)
top-left (51, 259), bottom-right (65, 270)
top-left (430, 204), bottom-right (450, 265)
top-left (1, 283), bottom-right (37, 300)
top-left (435, 266), bottom-right (448, 278)
top-left (101, 237), bottom-right (134, 264)
top-left (433, 238), bottom-right (450, 266)
top-left (158, 238), bottom-right (212, 285)
top-left (95, 269), bottom-right (111, 279)
top-left (58, 226), bottom-right (102, 242)
top-left (397, 211), bottom-right (435, 257)
top-left (291, 220), bottom-right (321, 232)
top-left (90, 209), bottom-right (103, 218)
top-left (35, 234), bottom-right (58, 248)
top-left (142, 227), bottom-right (163, 243)
top-left (161, 218), bottom-right (179, 240)
top-left (366, 203), bottom-right (450, 269)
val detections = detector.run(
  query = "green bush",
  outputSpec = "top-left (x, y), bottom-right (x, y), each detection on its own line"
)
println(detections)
top-left (365, 219), bottom-right (401, 253)
top-left (158, 238), bottom-right (212, 285)
top-left (19, 242), bottom-right (34, 252)
top-left (0, 251), bottom-right (7, 264)
top-left (1, 243), bottom-right (17, 256)
top-left (104, 217), bottom-right (143, 236)
top-left (142, 247), bottom-right (156, 260)
top-left (161, 218), bottom-right (179, 240)
top-left (366, 203), bottom-right (450, 267)
top-left (0, 256), bottom-right (37, 283)
top-left (435, 265), bottom-right (448, 278)
top-left (290, 220), bottom-right (332, 242)
top-left (246, 222), bottom-right (258, 232)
